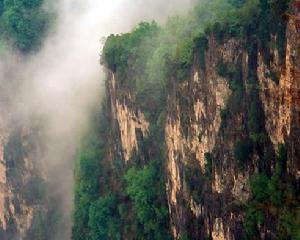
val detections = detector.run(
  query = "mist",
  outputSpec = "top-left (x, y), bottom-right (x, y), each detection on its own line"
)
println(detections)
top-left (0, 0), bottom-right (197, 239)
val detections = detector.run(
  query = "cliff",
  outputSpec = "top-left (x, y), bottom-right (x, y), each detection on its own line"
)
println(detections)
top-left (0, 67), bottom-right (59, 240)
top-left (165, 10), bottom-right (300, 238)
top-left (73, 1), bottom-right (300, 240)
top-left (0, 111), bottom-right (42, 239)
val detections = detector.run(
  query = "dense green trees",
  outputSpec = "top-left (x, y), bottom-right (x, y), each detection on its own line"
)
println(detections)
top-left (102, 22), bottom-right (160, 78)
top-left (88, 194), bottom-right (121, 240)
top-left (125, 161), bottom-right (171, 239)
top-left (72, 110), bottom-right (171, 239)
top-left (72, 129), bottom-right (103, 240)
top-left (0, 0), bottom-right (50, 52)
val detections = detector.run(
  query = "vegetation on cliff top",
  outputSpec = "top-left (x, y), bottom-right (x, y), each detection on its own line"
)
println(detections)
top-left (0, 0), bottom-right (50, 52)
top-left (102, 0), bottom-right (290, 86)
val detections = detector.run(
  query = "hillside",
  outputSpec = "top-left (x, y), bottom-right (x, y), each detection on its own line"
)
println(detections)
top-left (73, 0), bottom-right (300, 239)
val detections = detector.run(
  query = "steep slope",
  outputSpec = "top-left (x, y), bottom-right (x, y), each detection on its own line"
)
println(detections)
top-left (73, 0), bottom-right (300, 239)
top-left (165, 8), bottom-right (300, 237)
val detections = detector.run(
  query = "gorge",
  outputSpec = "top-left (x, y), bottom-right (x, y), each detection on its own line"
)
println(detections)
top-left (0, 0), bottom-right (300, 240)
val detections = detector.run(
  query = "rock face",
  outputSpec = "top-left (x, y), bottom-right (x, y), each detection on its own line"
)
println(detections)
top-left (258, 12), bottom-right (300, 179)
top-left (163, 14), bottom-right (300, 238)
top-left (106, 71), bottom-right (149, 163)
top-left (101, 5), bottom-right (300, 240)
top-left (0, 131), bottom-right (7, 231)
top-left (0, 82), bottom-right (48, 239)
top-left (0, 122), bottom-right (33, 239)
top-left (165, 37), bottom-right (237, 239)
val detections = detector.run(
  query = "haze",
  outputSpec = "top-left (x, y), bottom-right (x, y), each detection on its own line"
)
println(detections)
top-left (0, 0), bottom-right (196, 239)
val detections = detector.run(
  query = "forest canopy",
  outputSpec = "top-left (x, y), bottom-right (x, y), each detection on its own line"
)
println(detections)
top-left (0, 0), bottom-right (50, 52)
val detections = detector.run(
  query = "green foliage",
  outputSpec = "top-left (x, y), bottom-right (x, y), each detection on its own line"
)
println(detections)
top-left (217, 61), bottom-right (236, 78)
top-left (102, 22), bottom-right (159, 78)
top-left (212, 22), bottom-right (225, 44)
top-left (72, 128), bottom-right (104, 240)
top-left (201, 0), bottom-right (289, 67)
top-left (217, 58), bottom-right (244, 129)
top-left (0, 0), bottom-right (50, 52)
top-left (229, 0), bottom-right (247, 7)
top-left (252, 0), bottom-right (290, 66)
top-left (250, 172), bottom-right (270, 202)
top-left (245, 147), bottom-right (300, 239)
top-left (174, 38), bottom-right (194, 68)
top-left (76, 135), bottom-right (102, 196)
top-left (125, 161), bottom-right (171, 239)
top-left (0, 0), bottom-right (3, 15)
top-left (102, 0), bottom-right (252, 85)
top-left (72, 107), bottom-right (170, 240)
top-left (88, 194), bottom-right (121, 240)
top-left (194, 33), bottom-right (208, 70)
top-left (217, 60), bottom-right (243, 91)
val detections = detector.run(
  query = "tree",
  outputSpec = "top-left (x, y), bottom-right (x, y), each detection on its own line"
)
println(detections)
top-left (0, 0), bottom-right (49, 52)
top-left (125, 161), bottom-right (171, 239)
top-left (88, 194), bottom-right (121, 240)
